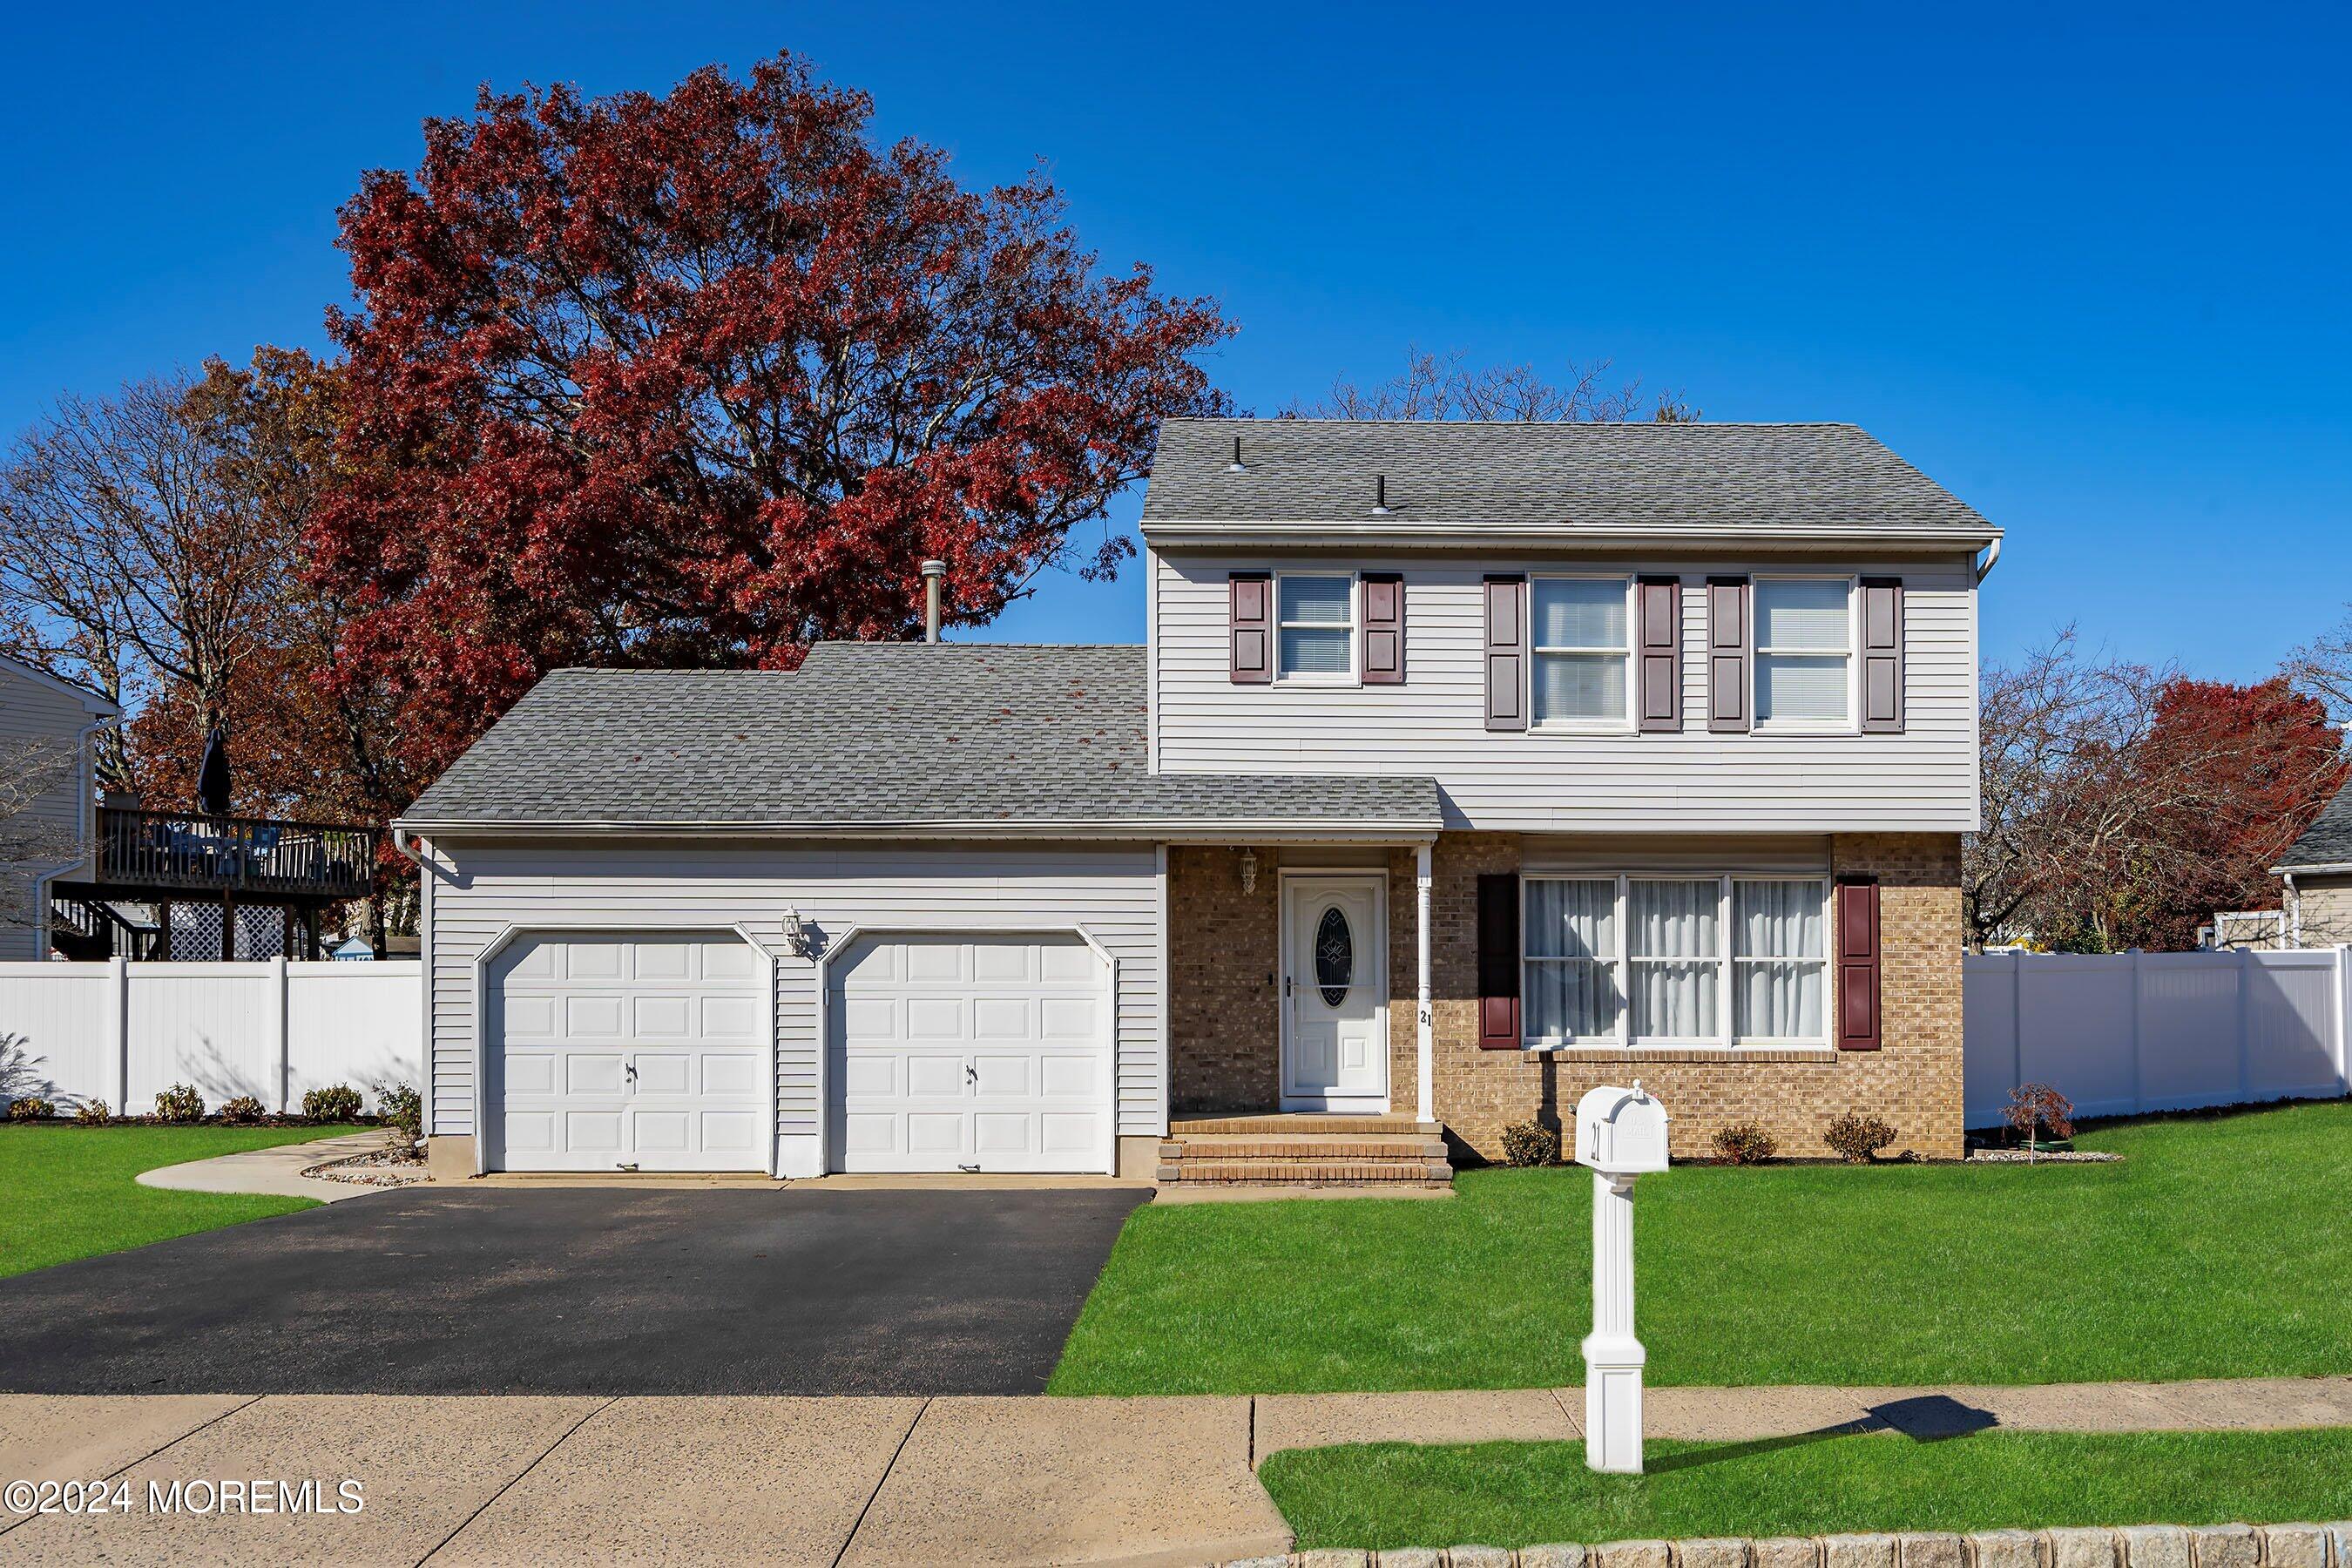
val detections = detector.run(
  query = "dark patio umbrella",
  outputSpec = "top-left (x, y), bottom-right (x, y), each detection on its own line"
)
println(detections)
top-left (195, 727), bottom-right (232, 817)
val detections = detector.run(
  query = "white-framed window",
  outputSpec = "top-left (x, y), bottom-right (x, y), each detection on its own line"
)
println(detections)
top-left (1732, 877), bottom-right (1828, 1043)
top-left (1530, 575), bottom-right (1633, 728)
top-left (1523, 873), bottom-right (1832, 1050)
top-left (1754, 576), bottom-right (1855, 730)
top-left (1276, 573), bottom-right (1356, 682)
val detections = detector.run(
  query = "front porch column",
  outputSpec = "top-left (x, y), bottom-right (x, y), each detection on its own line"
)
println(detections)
top-left (1416, 841), bottom-right (1434, 1119)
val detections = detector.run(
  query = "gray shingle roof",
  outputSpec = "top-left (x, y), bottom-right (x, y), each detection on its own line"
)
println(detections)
top-left (1142, 419), bottom-right (1993, 535)
top-left (2280, 777), bottom-right (2352, 870)
top-left (401, 643), bottom-right (1440, 835)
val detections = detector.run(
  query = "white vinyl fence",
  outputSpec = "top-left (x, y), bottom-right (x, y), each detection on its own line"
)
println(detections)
top-left (0, 959), bottom-right (422, 1116)
top-left (1963, 947), bottom-right (2352, 1127)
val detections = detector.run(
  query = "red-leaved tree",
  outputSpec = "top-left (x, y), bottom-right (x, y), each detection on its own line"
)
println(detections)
top-left (316, 53), bottom-right (1233, 778)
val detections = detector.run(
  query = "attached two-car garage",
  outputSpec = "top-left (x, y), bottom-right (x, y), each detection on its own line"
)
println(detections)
top-left (483, 926), bottom-right (1113, 1176)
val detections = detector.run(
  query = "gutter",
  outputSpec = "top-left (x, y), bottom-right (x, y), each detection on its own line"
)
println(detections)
top-left (391, 816), bottom-right (1446, 845)
top-left (2272, 861), bottom-right (2352, 877)
top-left (1141, 520), bottom-right (2004, 554)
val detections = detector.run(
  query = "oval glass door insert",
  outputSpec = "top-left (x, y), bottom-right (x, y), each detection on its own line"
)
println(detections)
top-left (1315, 905), bottom-right (1353, 1007)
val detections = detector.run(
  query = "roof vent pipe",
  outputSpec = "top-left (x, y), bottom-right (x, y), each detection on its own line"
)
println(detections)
top-left (920, 559), bottom-right (947, 643)
top-left (1370, 474), bottom-right (1390, 517)
top-left (1227, 436), bottom-right (1245, 473)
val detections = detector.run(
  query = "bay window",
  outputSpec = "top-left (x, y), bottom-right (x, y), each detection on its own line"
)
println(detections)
top-left (1754, 577), bottom-right (1854, 727)
top-left (1523, 874), bottom-right (1831, 1048)
top-left (1531, 577), bottom-right (1631, 727)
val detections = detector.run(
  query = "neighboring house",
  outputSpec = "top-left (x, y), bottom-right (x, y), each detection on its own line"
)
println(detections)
top-left (396, 420), bottom-right (1997, 1181)
top-left (2275, 777), bottom-right (2352, 947)
top-left (2200, 910), bottom-right (2285, 950)
top-left (0, 655), bottom-right (119, 962)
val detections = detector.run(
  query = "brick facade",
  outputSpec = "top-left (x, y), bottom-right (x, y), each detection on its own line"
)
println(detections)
top-left (1166, 831), bottom-right (1966, 1159)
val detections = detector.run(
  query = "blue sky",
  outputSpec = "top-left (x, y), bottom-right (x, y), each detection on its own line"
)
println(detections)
top-left (5, 3), bottom-right (2346, 676)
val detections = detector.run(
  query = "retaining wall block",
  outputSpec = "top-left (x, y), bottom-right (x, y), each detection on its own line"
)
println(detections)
top-left (1971, 1531), bottom-right (2045, 1568)
top-left (2049, 1527), bottom-right (2120, 1568)
top-left (1681, 1540), bottom-right (1753, 1568)
top-left (1754, 1538), bottom-right (1824, 1568)
top-left (1298, 1552), bottom-right (1370, 1568)
top-left (2261, 1525), bottom-right (2327, 1568)
top-left (1593, 1541), bottom-right (1674, 1568)
top-left (1520, 1549), bottom-right (1591, 1568)
top-left (2193, 1525), bottom-right (2261, 1568)
top-left (2326, 1526), bottom-right (2352, 1568)
top-left (1378, 1552), bottom-right (1444, 1568)
top-left (1901, 1534), bottom-right (1964, 1568)
top-left (1822, 1536), bottom-right (1900, 1568)
top-left (2121, 1527), bottom-right (2192, 1568)
top-left (1445, 1549), bottom-right (1515, 1568)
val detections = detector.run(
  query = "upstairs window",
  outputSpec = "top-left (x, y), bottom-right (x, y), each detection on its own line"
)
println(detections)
top-left (1531, 577), bottom-right (1631, 727)
top-left (1754, 578), bottom-right (1853, 728)
top-left (1277, 575), bottom-right (1355, 680)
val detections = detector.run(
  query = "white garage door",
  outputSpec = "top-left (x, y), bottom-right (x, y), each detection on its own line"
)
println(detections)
top-left (489, 932), bottom-right (769, 1173)
top-left (828, 934), bottom-right (1110, 1173)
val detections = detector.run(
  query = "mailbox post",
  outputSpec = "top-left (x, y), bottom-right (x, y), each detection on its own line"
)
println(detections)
top-left (1572, 1080), bottom-right (1669, 1474)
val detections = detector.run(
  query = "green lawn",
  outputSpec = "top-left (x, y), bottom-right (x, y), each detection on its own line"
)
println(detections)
top-left (0, 1124), bottom-right (354, 1278)
top-left (1051, 1100), bottom-right (2352, 1394)
top-left (1260, 1429), bottom-right (2352, 1551)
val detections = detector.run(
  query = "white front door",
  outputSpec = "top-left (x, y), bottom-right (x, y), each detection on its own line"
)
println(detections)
top-left (1281, 875), bottom-right (1389, 1111)
top-left (488, 932), bottom-right (770, 1173)
top-left (829, 933), bottom-right (1112, 1173)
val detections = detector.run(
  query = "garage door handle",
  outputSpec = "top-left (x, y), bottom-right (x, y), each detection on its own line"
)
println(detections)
top-left (964, 1061), bottom-right (977, 1085)
top-left (625, 1062), bottom-right (638, 1082)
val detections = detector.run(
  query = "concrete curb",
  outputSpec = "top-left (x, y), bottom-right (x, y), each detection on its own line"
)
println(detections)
top-left (1225, 1521), bottom-right (2352, 1568)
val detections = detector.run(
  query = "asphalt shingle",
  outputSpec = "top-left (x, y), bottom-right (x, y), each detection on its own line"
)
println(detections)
top-left (2281, 777), bottom-right (2352, 869)
top-left (1141, 418), bottom-right (1993, 534)
top-left (400, 643), bottom-right (1440, 833)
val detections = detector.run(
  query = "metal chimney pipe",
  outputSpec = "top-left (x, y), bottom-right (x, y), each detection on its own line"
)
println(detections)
top-left (920, 559), bottom-right (947, 643)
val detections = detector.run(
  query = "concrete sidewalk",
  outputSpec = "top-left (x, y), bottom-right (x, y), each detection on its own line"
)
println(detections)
top-left (3, 1378), bottom-right (2349, 1567)
top-left (133, 1131), bottom-right (395, 1204)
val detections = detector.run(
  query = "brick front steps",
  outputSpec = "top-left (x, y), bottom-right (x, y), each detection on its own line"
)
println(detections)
top-left (1159, 1115), bottom-right (1455, 1189)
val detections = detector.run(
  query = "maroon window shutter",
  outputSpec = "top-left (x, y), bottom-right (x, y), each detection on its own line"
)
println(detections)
top-left (1484, 576), bottom-right (1527, 732)
top-left (1362, 573), bottom-right (1405, 685)
top-left (1859, 578), bottom-right (1904, 733)
top-left (1635, 575), bottom-right (1682, 733)
top-left (1706, 576), bottom-right (1750, 733)
top-left (1835, 877), bottom-right (1882, 1051)
top-left (1477, 872), bottom-right (1522, 1049)
top-left (1229, 572), bottom-right (1272, 684)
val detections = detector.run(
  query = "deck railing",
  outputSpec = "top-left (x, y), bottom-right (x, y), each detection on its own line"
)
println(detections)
top-left (93, 808), bottom-right (375, 900)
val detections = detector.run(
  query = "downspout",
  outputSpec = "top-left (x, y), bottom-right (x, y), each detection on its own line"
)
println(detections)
top-left (31, 716), bottom-right (116, 960)
top-left (1973, 537), bottom-right (2003, 583)
top-left (2284, 871), bottom-right (2301, 950)
top-left (390, 828), bottom-right (432, 1139)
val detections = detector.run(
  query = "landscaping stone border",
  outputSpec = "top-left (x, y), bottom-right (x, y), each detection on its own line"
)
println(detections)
top-left (1226, 1521), bottom-right (2352, 1568)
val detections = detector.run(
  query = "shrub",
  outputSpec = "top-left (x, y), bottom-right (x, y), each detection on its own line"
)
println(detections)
top-left (374, 1081), bottom-right (422, 1159)
top-left (219, 1095), bottom-right (267, 1125)
top-left (302, 1084), bottom-right (363, 1122)
top-left (2004, 1082), bottom-right (2076, 1152)
top-left (154, 1083), bottom-right (206, 1124)
top-left (1497, 1119), bottom-right (1560, 1167)
top-left (8, 1095), bottom-right (56, 1122)
top-left (1823, 1112), bottom-right (1897, 1164)
top-left (74, 1099), bottom-right (111, 1125)
top-left (1711, 1119), bottom-right (1778, 1164)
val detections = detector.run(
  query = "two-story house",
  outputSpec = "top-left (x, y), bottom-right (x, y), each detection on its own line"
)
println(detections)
top-left (0, 654), bottom-right (120, 960)
top-left (397, 420), bottom-right (1997, 1182)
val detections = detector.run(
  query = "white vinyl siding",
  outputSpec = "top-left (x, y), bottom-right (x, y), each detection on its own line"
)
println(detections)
top-left (422, 840), bottom-right (1160, 1146)
top-left (1153, 551), bottom-right (1979, 832)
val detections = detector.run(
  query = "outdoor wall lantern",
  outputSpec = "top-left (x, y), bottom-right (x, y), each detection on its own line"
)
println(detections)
top-left (1237, 848), bottom-right (1259, 896)
top-left (780, 907), bottom-right (810, 956)
top-left (1573, 1080), bottom-right (1671, 1474)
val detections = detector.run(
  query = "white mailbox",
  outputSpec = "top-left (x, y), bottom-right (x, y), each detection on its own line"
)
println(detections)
top-left (1574, 1081), bottom-right (1671, 1175)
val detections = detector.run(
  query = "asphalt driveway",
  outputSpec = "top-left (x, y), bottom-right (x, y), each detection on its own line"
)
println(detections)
top-left (0, 1186), bottom-right (1148, 1396)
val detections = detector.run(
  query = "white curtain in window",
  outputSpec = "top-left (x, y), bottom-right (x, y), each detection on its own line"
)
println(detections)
top-left (1734, 881), bottom-right (1825, 1039)
top-left (1525, 879), bottom-right (1618, 1040)
top-left (1628, 880), bottom-right (1720, 1040)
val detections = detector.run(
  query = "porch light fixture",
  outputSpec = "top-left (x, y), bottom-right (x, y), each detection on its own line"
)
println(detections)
top-left (780, 906), bottom-right (809, 956)
top-left (1237, 848), bottom-right (1259, 896)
